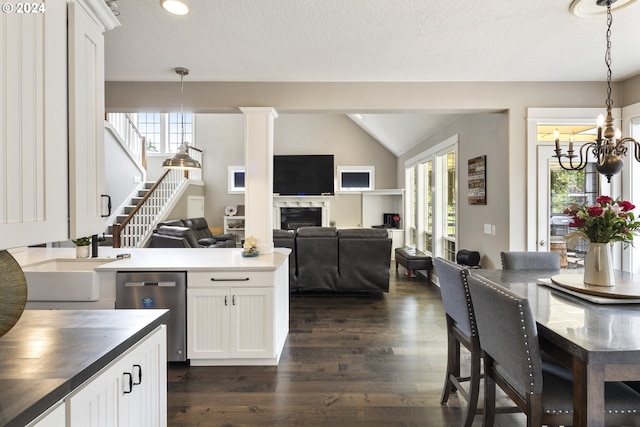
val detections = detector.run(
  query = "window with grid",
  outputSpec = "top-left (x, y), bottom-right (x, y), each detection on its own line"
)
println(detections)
top-left (136, 112), bottom-right (194, 154)
top-left (137, 113), bottom-right (161, 153)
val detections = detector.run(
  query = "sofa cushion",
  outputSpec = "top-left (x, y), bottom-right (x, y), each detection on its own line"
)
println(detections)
top-left (295, 227), bottom-right (338, 292)
top-left (296, 226), bottom-right (337, 238)
top-left (337, 228), bottom-right (388, 239)
top-left (338, 228), bottom-right (391, 292)
top-left (161, 219), bottom-right (186, 227)
top-left (184, 217), bottom-right (212, 240)
top-left (155, 225), bottom-right (199, 248)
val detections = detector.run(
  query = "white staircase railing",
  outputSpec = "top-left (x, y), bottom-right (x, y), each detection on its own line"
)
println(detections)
top-left (113, 169), bottom-right (187, 248)
top-left (106, 113), bottom-right (146, 169)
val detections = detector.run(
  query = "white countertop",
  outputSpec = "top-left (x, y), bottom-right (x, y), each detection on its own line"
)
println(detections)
top-left (12, 247), bottom-right (290, 271)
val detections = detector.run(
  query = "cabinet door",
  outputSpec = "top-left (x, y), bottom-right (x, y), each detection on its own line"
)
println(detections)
top-left (119, 325), bottom-right (167, 427)
top-left (0, 1), bottom-right (68, 249)
top-left (68, 325), bottom-right (167, 427)
top-left (187, 288), bottom-right (231, 359)
top-left (230, 287), bottom-right (274, 358)
top-left (67, 361), bottom-right (120, 427)
top-left (68, 1), bottom-right (108, 238)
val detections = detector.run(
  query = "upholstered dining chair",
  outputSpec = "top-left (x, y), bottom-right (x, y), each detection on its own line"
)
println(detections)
top-left (433, 257), bottom-right (479, 427)
top-left (500, 251), bottom-right (561, 270)
top-left (466, 274), bottom-right (640, 427)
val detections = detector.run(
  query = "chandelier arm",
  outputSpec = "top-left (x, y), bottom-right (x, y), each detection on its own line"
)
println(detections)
top-left (554, 142), bottom-right (594, 171)
top-left (614, 137), bottom-right (640, 162)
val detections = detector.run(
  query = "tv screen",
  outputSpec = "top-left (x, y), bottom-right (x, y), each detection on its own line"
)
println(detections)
top-left (274, 155), bottom-right (334, 196)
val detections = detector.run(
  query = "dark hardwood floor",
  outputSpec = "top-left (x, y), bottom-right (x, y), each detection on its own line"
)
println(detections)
top-left (167, 270), bottom-right (526, 426)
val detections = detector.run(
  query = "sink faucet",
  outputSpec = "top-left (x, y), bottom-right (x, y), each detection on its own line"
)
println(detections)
top-left (91, 234), bottom-right (105, 258)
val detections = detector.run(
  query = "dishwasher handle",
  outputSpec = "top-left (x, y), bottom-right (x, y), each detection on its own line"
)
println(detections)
top-left (124, 281), bottom-right (176, 287)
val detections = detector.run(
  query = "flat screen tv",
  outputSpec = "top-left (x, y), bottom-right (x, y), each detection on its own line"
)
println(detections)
top-left (273, 155), bottom-right (334, 196)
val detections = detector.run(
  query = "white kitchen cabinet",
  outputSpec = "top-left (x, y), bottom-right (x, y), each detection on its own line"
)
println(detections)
top-left (68, 0), bottom-right (119, 239)
top-left (187, 287), bottom-right (274, 359)
top-left (187, 265), bottom-right (288, 366)
top-left (0, 1), bottom-right (68, 249)
top-left (67, 325), bottom-right (167, 427)
top-left (0, 0), bottom-right (118, 250)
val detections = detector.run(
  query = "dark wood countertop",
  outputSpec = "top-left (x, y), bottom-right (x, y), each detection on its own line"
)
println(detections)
top-left (0, 309), bottom-right (169, 427)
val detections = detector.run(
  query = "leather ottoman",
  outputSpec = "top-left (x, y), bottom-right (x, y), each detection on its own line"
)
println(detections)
top-left (395, 247), bottom-right (433, 281)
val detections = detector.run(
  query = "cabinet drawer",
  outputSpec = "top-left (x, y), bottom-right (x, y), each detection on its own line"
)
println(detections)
top-left (188, 271), bottom-right (274, 288)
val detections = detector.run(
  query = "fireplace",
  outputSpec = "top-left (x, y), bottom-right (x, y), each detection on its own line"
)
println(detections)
top-left (280, 207), bottom-right (322, 230)
top-left (274, 196), bottom-right (331, 229)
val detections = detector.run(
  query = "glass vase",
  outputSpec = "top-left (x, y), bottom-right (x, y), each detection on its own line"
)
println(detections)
top-left (583, 242), bottom-right (615, 287)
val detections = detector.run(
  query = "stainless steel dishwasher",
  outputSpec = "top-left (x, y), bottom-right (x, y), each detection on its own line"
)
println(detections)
top-left (115, 271), bottom-right (187, 362)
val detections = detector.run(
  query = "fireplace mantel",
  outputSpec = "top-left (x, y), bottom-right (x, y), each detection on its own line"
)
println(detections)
top-left (273, 196), bottom-right (332, 229)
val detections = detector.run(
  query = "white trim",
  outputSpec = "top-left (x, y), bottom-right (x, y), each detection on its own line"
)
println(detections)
top-left (337, 165), bottom-right (375, 191)
top-left (403, 134), bottom-right (459, 259)
top-left (404, 134), bottom-right (458, 168)
top-left (228, 166), bottom-right (245, 194)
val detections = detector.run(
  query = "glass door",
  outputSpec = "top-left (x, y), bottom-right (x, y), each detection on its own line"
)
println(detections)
top-left (537, 143), bottom-right (610, 268)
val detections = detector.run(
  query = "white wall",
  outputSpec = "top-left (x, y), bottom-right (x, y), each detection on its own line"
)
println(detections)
top-left (104, 126), bottom-right (145, 222)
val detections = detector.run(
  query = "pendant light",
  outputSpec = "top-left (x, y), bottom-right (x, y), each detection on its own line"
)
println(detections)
top-left (162, 67), bottom-right (201, 171)
top-left (553, 0), bottom-right (640, 183)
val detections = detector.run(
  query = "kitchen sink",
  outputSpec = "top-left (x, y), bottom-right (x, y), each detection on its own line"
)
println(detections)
top-left (22, 258), bottom-right (117, 301)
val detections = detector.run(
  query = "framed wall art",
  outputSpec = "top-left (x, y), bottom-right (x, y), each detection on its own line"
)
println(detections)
top-left (468, 155), bottom-right (486, 205)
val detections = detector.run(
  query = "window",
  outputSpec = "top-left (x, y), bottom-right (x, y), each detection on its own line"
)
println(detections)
top-left (135, 112), bottom-right (194, 154)
top-left (442, 150), bottom-right (457, 261)
top-left (337, 166), bottom-right (375, 191)
top-left (423, 160), bottom-right (433, 253)
top-left (228, 166), bottom-right (245, 194)
top-left (405, 135), bottom-right (458, 261)
top-left (406, 166), bottom-right (418, 246)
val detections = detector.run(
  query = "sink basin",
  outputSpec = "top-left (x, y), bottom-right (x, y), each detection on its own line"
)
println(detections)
top-left (23, 258), bottom-right (117, 301)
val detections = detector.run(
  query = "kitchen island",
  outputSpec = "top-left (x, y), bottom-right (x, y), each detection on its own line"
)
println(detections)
top-left (13, 247), bottom-right (291, 367)
top-left (0, 309), bottom-right (168, 427)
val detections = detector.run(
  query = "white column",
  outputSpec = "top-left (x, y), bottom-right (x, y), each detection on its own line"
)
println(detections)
top-left (240, 107), bottom-right (278, 254)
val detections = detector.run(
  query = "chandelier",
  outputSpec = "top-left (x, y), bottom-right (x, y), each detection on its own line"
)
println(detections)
top-left (553, 0), bottom-right (639, 183)
top-left (162, 67), bottom-right (202, 171)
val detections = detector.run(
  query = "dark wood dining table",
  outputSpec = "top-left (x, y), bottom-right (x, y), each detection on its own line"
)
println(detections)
top-left (472, 268), bottom-right (640, 427)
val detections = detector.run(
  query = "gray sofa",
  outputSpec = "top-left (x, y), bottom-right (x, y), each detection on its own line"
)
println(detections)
top-left (152, 217), bottom-right (237, 248)
top-left (274, 226), bottom-right (392, 293)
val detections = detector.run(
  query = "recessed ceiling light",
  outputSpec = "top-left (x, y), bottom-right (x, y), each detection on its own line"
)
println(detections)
top-left (160, 0), bottom-right (189, 15)
top-left (570, 0), bottom-right (637, 17)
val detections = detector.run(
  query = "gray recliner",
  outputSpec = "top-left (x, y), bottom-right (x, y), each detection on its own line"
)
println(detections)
top-left (295, 227), bottom-right (339, 292)
top-left (337, 228), bottom-right (391, 293)
top-left (152, 217), bottom-right (237, 248)
top-left (273, 229), bottom-right (297, 291)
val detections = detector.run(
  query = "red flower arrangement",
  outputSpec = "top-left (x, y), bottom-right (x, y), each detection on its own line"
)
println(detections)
top-left (563, 195), bottom-right (640, 246)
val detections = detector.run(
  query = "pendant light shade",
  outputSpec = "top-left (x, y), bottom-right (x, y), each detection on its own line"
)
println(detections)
top-left (162, 144), bottom-right (201, 170)
top-left (162, 67), bottom-right (201, 171)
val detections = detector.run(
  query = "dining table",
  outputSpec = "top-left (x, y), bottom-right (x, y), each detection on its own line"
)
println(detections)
top-left (472, 268), bottom-right (640, 427)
